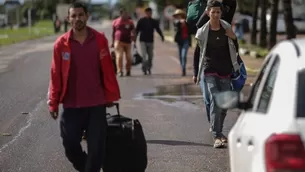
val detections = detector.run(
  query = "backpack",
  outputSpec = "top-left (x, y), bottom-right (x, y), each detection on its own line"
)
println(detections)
top-left (186, 0), bottom-right (207, 34)
top-left (231, 55), bottom-right (247, 91)
top-left (186, 0), bottom-right (207, 24)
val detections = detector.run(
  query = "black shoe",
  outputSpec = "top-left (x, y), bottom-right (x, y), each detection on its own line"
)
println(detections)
top-left (126, 71), bottom-right (131, 76)
top-left (143, 70), bottom-right (147, 75)
top-left (182, 69), bottom-right (186, 76)
top-left (147, 69), bottom-right (151, 75)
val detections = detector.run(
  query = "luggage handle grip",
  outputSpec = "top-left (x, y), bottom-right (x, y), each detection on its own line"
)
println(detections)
top-left (107, 103), bottom-right (123, 128)
top-left (113, 102), bottom-right (120, 115)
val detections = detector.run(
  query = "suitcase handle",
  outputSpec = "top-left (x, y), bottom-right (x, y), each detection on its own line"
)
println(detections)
top-left (113, 102), bottom-right (120, 115)
top-left (107, 103), bottom-right (123, 128)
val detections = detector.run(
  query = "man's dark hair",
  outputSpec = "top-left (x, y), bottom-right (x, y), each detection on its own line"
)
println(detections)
top-left (120, 8), bottom-right (126, 14)
top-left (145, 7), bottom-right (152, 12)
top-left (68, 2), bottom-right (88, 15)
top-left (207, 0), bottom-right (223, 10)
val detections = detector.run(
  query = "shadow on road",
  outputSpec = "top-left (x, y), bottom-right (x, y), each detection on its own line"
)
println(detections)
top-left (147, 140), bottom-right (213, 147)
top-left (126, 73), bottom-right (192, 79)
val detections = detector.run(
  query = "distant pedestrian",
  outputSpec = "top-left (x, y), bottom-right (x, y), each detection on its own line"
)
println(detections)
top-left (173, 9), bottom-right (191, 76)
top-left (136, 7), bottom-right (164, 75)
top-left (111, 8), bottom-right (136, 77)
top-left (48, 2), bottom-right (120, 172)
top-left (195, 0), bottom-right (239, 148)
top-left (53, 15), bottom-right (61, 33)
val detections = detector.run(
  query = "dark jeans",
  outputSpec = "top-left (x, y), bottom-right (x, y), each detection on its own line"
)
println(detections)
top-left (60, 105), bottom-right (107, 172)
top-left (178, 39), bottom-right (189, 71)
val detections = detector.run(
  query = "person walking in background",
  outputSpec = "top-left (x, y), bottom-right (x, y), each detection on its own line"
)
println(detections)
top-left (48, 2), bottom-right (120, 172)
top-left (195, 0), bottom-right (239, 148)
top-left (112, 8), bottom-right (136, 77)
top-left (136, 7), bottom-right (164, 75)
top-left (196, 0), bottom-right (237, 27)
top-left (173, 9), bottom-right (191, 76)
top-left (53, 15), bottom-right (61, 33)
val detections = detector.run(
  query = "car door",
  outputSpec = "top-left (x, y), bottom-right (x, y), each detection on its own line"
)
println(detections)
top-left (229, 54), bottom-right (280, 172)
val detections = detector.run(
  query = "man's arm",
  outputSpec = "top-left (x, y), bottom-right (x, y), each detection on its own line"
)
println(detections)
top-left (130, 20), bottom-right (136, 42)
top-left (154, 20), bottom-right (164, 41)
top-left (222, 0), bottom-right (237, 24)
top-left (111, 20), bottom-right (116, 46)
top-left (225, 27), bottom-right (237, 40)
top-left (135, 18), bottom-right (141, 39)
top-left (193, 44), bottom-right (200, 77)
top-left (48, 43), bottom-right (62, 112)
top-left (196, 11), bottom-right (209, 28)
top-left (99, 33), bottom-right (121, 102)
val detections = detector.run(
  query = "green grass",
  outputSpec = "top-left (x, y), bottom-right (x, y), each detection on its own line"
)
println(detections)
top-left (0, 20), bottom-right (55, 46)
top-left (239, 41), bottom-right (269, 58)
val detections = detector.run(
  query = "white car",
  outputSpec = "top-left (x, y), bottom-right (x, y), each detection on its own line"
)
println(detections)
top-left (215, 38), bottom-right (305, 172)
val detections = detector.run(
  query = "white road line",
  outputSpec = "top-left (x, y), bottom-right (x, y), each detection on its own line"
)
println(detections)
top-left (0, 100), bottom-right (44, 153)
top-left (169, 56), bottom-right (180, 65)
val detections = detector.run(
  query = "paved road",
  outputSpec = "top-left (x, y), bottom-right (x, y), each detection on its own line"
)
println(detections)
top-left (0, 21), bottom-right (239, 172)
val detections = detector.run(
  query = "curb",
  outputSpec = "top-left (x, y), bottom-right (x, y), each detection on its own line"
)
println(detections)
top-left (164, 36), bottom-right (260, 73)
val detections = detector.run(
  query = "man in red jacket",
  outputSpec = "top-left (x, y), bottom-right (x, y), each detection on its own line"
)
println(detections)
top-left (47, 2), bottom-right (120, 172)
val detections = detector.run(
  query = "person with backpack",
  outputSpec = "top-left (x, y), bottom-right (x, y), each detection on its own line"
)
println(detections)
top-left (173, 9), bottom-right (192, 76)
top-left (195, 0), bottom-right (239, 148)
top-left (189, 0), bottom-right (237, 129)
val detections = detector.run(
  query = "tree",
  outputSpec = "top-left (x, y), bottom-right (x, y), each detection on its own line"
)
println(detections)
top-left (155, 0), bottom-right (186, 7)
top-left (282, 0), bottom-right (296, 39)
top-left (251, 0), bottom-right (260, 45)
top-left (259, 0), bottom-right (268, 47)
top-left (237, 0), bottom-right (254, 15)
top-left (269, 0), bottom-right (279, 49)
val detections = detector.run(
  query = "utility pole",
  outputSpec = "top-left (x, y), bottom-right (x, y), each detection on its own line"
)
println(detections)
top-left (108, 0), bottom-right (112, 19)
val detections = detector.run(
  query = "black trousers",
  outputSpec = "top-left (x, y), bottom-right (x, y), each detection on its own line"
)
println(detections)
top-left (60, 105), bottom-right (107, 172)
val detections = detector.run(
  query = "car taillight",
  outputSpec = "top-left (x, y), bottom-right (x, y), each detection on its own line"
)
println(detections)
top-left (265, 134), bottom-right (305, 172)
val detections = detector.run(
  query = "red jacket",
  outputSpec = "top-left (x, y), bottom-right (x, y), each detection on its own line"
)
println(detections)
top-left (48, 27), bottom-right (120, 112)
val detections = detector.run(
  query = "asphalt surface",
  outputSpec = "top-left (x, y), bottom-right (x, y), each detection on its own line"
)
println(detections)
top-left (0, 21), bottom-right (240, 172)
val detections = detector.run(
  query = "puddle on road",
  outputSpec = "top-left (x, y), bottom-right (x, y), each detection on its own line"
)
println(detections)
top-left (136, 83), bottom-right (252, 106)
top-left (134, 83), bottom-right (203, 110)
top-left (140, 84), bottom-right (203, 103)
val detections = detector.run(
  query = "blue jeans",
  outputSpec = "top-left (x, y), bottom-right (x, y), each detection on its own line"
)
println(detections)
top-left (205, 75), bottom-right (232, 138)
top-left (199, 73), bottom-right (210, 123)
top-left (178, 39), bottom-right (189, 71)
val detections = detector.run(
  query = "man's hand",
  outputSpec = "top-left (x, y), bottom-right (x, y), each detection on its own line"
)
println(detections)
top-left (50, 111), bottom-right (59, 120)
top-left (106, 102), bottom-right (115, 107)
top-left (193, 76), bottom-right (197, 84)
top-left (225, 28), bottom-right (236, 40)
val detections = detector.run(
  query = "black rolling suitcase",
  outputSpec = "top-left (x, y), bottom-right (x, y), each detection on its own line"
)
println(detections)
top-left (104, 103), bottom-right (147, 172)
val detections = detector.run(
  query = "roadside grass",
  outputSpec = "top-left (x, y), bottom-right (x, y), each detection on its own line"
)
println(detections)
top-left (0, 20), bottom-right (55, 46)
top-left (238, 41), bottom-right (269, 58)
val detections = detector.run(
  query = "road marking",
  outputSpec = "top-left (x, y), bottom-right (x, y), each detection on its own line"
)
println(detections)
top-left (0, 100), bottom-right (44, 153)
top-left (169, 56), bottom-right (180, 65)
